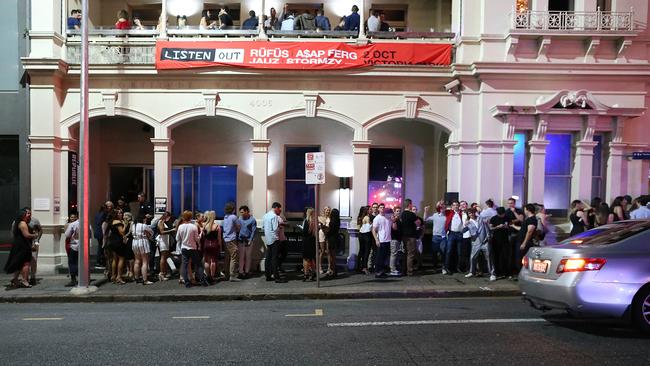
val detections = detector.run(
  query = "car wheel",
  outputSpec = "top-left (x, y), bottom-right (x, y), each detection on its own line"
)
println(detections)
top-left (632, 286), bottom-right (650, 335)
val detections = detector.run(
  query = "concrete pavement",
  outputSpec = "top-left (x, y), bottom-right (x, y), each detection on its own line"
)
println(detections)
top-left (1, 269), bottom-right (521, 303)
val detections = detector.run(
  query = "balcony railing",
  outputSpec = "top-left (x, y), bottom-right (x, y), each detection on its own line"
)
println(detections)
top-left (66, 42), bottom-right (155, 65)
top-left (511, 10), bottom-right (634, 32)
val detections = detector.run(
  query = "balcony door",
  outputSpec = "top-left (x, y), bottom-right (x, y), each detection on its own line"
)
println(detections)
top-left (548, 0), bottom-right (574, 11)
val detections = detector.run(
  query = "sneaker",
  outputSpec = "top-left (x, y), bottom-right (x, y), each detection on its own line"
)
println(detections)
top-left (489, 275), bottom-right (497, 281)
top-left (142, 281), bottom-right (154, 286)
top-left (389, 270), bottom-right (401, 277)
top-left (464, 273), bottom-right (475, 278)
top-left (441, 269), bottom-right (449, 275)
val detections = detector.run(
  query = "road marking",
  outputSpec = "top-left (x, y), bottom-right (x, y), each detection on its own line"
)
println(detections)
top-left (172, 316), bottom-right (210, 319)
top-left (479, 286), bottom-right (493, 291)
top-left (286, 309), bottom-right (324, 317)
top-left (22, 317), bottom-right (64, 321)
top-left (327, 318), bottom-right (546, 327)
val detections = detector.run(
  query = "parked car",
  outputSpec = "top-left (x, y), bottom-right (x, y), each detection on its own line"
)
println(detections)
top-left (519, 220), bottom-right (650, 334)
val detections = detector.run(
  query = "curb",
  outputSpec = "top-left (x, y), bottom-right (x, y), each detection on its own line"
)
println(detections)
top-left (0, 289), bottom-right (522, 303)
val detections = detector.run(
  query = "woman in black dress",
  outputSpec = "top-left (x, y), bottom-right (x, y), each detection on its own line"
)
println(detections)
top-left (107, 209), bottom-right (127, 284)
top-left (5, 208), bottom-right (38, 288)
top-left (301, 207), bottom-right (317, 281)
top-left (325, 209), bottom-right (341, 278)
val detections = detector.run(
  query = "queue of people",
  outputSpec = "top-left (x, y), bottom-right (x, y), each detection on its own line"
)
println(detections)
top-left (5, 193), bottom-right (649, 289)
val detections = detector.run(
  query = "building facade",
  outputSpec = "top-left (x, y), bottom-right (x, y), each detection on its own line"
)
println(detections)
top-left (1, 0), bottom-right (30, 258)
top-left (24, 0), bottom-right (650, 273)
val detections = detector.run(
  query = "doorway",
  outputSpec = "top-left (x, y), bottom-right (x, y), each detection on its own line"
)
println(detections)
top-left (548, 0), bottom-right (574, 11)
top-left (109, 166), bottom-right (154, 206)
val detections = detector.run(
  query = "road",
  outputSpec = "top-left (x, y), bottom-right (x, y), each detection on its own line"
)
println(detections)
top-left (0, 298), bottom-right (648, 365)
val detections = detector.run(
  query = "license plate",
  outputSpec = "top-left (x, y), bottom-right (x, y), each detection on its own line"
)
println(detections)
top-left (532, 260), bottom-right (549, 273)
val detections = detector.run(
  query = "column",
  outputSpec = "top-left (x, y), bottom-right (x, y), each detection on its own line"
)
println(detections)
top-left (251, 139), bottom-right (271, 219)
top-left (159, 0), bottom-right (167, 38)
top-left (571, 141), bottom-right (598, 202)
top-left (358, 1), bottom-right (366, 39)
top-left (258, 0), bottom-right (267, 39)
top-left (151, 138), bottom-right (174, 215)
top-left (605, 142), bottom-right (627, 202)
top-left (351, 140), bottom-right (371, 213)
top-left (29, 0), bottom-right (64, 59)
top-left (500, 142), bottom-right (517, 203)
top-left (527, 140), bottom-right (549, 204)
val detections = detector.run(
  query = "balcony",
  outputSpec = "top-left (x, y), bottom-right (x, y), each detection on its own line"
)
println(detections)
top-left (511, 10), bottom-right (634, 32)
top-left (505, 9), bottom-right (637, 62)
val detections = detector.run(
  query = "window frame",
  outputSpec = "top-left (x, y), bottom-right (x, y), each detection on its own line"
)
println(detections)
top-left (284, 144), bottom-right (320, 217)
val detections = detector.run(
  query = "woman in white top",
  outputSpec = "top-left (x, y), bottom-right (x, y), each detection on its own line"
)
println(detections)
top-left (176, 210), bottom-right (208, 288)
top-left (132, 214), bottom-right (154, 285)
top-left (357, 206), bottom-right (373, 274)
top-left (317, 206), bottom-right (331, 275)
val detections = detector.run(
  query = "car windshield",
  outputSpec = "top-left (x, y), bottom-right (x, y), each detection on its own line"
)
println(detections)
top-left (560, 220), bottom-right (650, 246)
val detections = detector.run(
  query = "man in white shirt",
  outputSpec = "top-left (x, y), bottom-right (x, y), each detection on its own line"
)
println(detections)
top-left (176, 211), bottom-right (208, 288)
top-left (630, 195), bottom-right (650, 219)
top-left (64, 213), bottom-right (79, 286)
top-left (372, 206), bottom-right (392, 278)
top-left (281, 13), bottom-right (295, 31)
top-left (367, 9), bottom-right (380, 32)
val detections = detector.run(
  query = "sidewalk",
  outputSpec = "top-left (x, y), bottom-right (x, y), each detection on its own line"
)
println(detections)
top-left (0, 269), bottom-right (522, 303)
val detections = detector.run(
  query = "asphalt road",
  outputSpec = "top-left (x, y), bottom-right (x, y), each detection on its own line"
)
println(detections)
top-left (0, 298), bottom-right (648, 366)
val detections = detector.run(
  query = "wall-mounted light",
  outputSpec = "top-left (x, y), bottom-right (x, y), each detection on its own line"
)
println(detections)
top-left (339, 177), bottom-right (351, 217)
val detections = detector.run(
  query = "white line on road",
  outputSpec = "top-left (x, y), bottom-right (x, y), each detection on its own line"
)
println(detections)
top-left (286, 309), bottom-right (324, 317)
top-left (327, 318), bottom-right (546, 327)
top-left (172, 316), bottom-right (210, 319)
top-left (22, 317), bottom-right (64, 321)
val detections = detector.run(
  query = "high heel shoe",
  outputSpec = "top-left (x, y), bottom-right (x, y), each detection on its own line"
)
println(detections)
top-left (158, 273), bottom-right (169, 281)
top-left (142, 280), bottom-right (154, 286)
top-left (19, 281), bottom-right (32, 288)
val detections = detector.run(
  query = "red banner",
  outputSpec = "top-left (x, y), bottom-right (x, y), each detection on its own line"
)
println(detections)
top-left (155, 41), bottom-right (452, 70)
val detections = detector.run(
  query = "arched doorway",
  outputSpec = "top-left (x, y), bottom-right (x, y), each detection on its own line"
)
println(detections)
top-left (266, 116), bottom-right (356, 218)
top-left (170, 116), bottom-right (254, 218)
top-left (366, 118), bottom-right (449, 210)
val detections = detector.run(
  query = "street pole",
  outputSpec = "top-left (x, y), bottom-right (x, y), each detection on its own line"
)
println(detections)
top-left (315, 184), bottom-right (320, 288)
top-left (77, 0), bottom-right (90, 289)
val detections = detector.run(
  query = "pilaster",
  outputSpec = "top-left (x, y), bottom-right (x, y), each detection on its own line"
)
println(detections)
top-left (251, 139), bottom-right (271, 218)
top-left (571, 141), bottom-right (598, 202)
top-left (605, 142), bottom-right (627, 202)
top-left (352, 140), bottom-right (371, 213)
top-left (527, 140), bottom-right (550, 204)
top-left (151, 138), bottom-right (174, 215)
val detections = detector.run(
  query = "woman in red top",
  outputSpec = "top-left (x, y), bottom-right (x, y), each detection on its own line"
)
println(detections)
top-left (115, 9), bottom-right (130, 29)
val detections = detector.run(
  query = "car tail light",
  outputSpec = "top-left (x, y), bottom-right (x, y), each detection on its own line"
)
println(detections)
top-left (556, 258), bottom-right (606, 273)
top-left (522, 256), bottom-right (529, 268)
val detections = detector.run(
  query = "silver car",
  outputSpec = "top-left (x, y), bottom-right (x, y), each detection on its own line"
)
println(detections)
top-left (519, 220), bottom-right (650, 334)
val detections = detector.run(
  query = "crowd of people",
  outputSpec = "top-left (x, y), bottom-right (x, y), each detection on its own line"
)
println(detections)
top-left (4, 192), bottom-right (649, 289)
top-left (66, 4), bottom-right (393, 35)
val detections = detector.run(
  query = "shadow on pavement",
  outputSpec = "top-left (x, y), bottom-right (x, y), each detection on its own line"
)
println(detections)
top-left (541, 314), bottom-right (649, 339)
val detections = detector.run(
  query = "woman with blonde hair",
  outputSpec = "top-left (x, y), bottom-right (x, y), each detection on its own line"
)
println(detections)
top-left (122, 212), bottom-right (135, 281)
top-left (202, 210), bottom-right (222, 283)
top-left (317, 206), bottom-right (331, 274)
top-left (301, 207), bottom-right (317, 281)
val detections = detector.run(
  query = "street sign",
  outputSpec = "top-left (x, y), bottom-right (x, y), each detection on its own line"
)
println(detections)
top-left (305, 152), bottom-right (326, 184)
top-left (632, 152), bottom-right (650, 160)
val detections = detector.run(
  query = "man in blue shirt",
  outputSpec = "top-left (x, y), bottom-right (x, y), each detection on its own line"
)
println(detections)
top-left (67, 9), bottom-right (81, 30)
top-left (241, 10), bottom-right (259, 30)
top-left (237, 205), bottom-right (257, 278)
top-left (222, 202), bottom-right (241, 280)
top-left (344, 5), bottom-right (360, 35)
top-left (315, 9), bottom-right (331, 31)
top-left (263, 202), bottom-right (286, 282)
